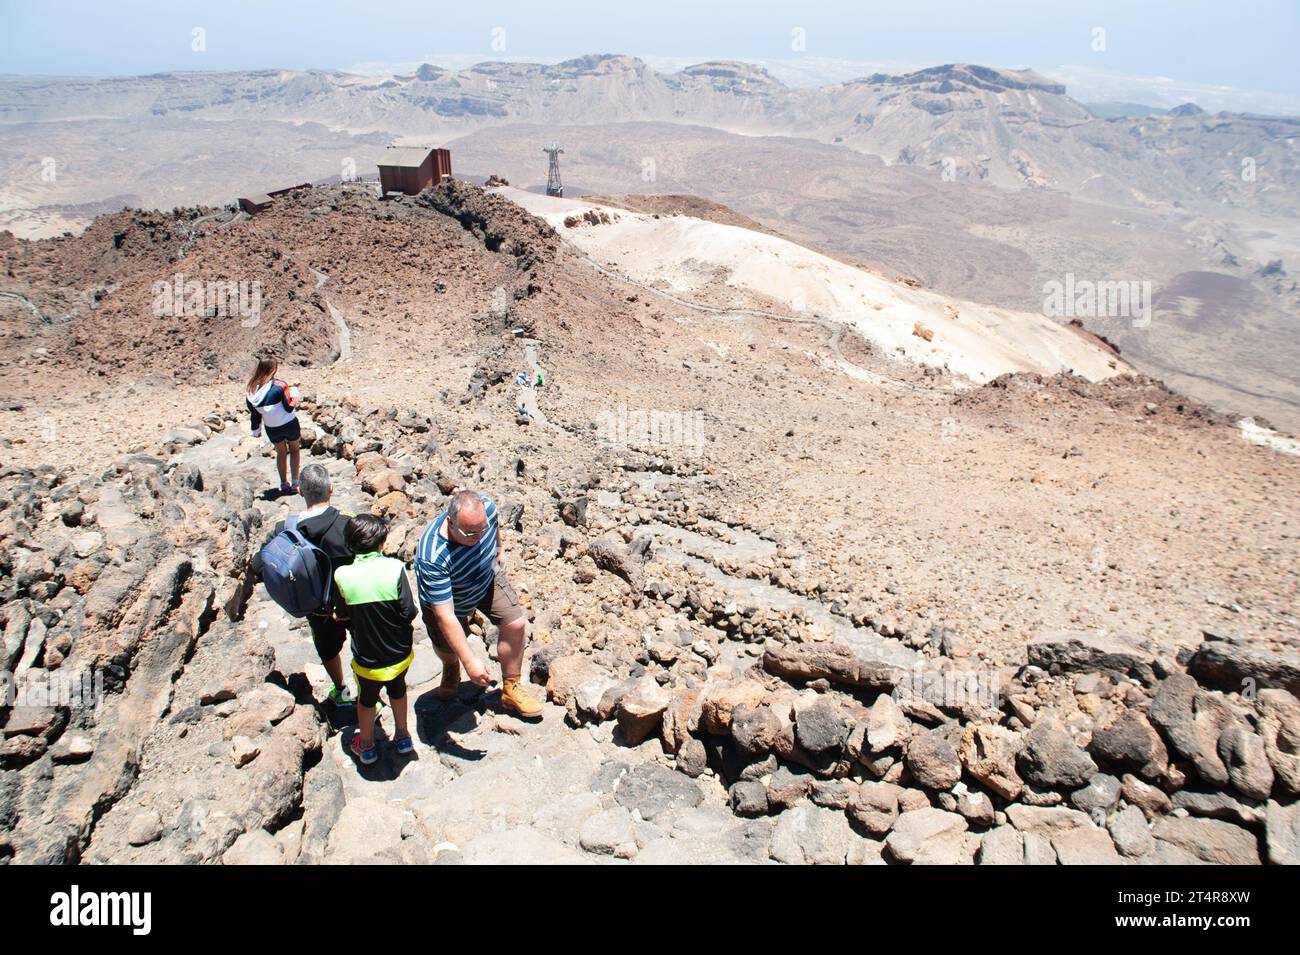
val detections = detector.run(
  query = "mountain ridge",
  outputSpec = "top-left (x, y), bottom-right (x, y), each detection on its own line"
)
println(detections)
top-left (3, 54), bottom-right (1292, 205)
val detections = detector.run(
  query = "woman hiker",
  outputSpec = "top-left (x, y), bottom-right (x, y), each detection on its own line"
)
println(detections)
top-left (246, 355), bottom-right (302, 495)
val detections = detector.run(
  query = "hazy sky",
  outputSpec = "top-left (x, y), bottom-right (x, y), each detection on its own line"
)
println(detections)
top-left (2, 0), bottom-right (1296, 100)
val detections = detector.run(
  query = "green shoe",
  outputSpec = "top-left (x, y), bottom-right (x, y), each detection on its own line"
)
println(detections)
top-left (327, 683), bottom-right (356, 706)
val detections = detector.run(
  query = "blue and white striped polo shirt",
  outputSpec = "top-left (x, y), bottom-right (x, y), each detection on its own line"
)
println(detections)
top-left (414, 496), bottom-right (498, 617)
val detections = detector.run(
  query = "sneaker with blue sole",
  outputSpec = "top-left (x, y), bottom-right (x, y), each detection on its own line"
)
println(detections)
top-left (350, 736), bottom-right (378, 765)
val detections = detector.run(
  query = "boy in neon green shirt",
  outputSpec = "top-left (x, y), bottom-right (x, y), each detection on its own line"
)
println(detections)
top-left (334, 513), bottom-right (417, 764)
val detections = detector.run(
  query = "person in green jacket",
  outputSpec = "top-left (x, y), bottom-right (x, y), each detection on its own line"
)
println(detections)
top-left (334, 513), bottom-right (417, 765)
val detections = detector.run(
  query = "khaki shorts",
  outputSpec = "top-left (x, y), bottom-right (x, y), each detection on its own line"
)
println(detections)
top-left (422, 571), bottom-right (525, 654)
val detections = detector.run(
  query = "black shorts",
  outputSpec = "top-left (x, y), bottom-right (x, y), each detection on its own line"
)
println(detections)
top-left (356, 670), bottom-right (406, 708)
top-left (265, 418), bottom-right (301, 444)
top-left (307, 612), bottom-right (346, 662)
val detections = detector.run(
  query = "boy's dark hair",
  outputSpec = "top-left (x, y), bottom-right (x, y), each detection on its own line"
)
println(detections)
top-left (344, 513), bottom-right (388, 554)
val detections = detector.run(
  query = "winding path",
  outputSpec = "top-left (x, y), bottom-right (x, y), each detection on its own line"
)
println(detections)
top-left (306, 265), bottom-right (352, 363)
top-left (517, 338), bottom-right (550, 427)
top-left (0, 289), bottom-right (49, 323)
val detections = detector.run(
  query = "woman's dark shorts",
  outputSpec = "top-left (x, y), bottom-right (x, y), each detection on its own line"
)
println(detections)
top-left (265, 418), bottom-right (301, 444)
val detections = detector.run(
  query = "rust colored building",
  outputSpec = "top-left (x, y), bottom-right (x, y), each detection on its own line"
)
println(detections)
top-left (377, 146), bottom-right (452, 196)
top-left (430, 148), bottom-right (452, 184)
top-left (237, 193), bottom-right (273, 215)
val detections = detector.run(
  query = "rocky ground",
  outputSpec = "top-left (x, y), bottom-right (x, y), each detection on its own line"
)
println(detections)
top-left (1, 181), bottom-right (1298, 864)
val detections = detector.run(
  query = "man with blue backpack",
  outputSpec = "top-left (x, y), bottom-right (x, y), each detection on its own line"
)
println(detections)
top-left (251, 463), bottom-right (355, 705)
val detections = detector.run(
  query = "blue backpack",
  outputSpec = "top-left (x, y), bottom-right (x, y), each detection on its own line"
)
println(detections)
top-left (259, 514), bottom-right (333, 617)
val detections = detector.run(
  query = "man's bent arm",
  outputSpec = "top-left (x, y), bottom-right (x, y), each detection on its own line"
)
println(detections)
top-left (430, 601), bottom-right (475, 664)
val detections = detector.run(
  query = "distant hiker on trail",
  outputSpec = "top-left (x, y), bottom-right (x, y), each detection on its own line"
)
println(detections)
top-left (251, 463), bottom-right (356, 706)
top-left (334, 514), bottom-right (417, 765)
top-left (415, 489), bottom-right (542, 719)
top-left (246, 355), bottom-right (302, 495)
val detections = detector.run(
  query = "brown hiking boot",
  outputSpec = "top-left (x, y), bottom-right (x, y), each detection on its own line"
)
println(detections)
top-left (500, 676), bottom-right (543, 719)
top-left (437, 655), bottom-right (460, 701)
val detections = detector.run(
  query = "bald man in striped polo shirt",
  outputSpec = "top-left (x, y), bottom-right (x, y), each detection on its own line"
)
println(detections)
top-left (414, 489), bottom-right (543, 719)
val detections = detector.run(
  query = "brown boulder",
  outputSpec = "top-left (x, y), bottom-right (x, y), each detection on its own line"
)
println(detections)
top-left (1258, 689), bottom-right (1300, 797)
top-left (1152, 816), bottom-right (1261, 865)
top-left (699, 681), bottom-right (767, 735)
top-left (959, 723), bottom-right (1024, 800)
top-left (616, 677), bottom-right (671, 745)
top-left (1148, 674), bottom-right (1232, 787)
top-left (545, 654), bottom-right (606, 708)
top-left (361, 469), bottom-right (404, 497)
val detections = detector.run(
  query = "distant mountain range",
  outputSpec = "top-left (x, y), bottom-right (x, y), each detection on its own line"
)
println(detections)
top-left (3, 55), bottom-right (1295, 214)
top-left (1, 55), bottom-right (1297, 427)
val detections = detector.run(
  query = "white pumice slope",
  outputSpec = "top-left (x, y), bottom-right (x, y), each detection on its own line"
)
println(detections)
top-left (502, 187), bottom-right (1128, 385)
